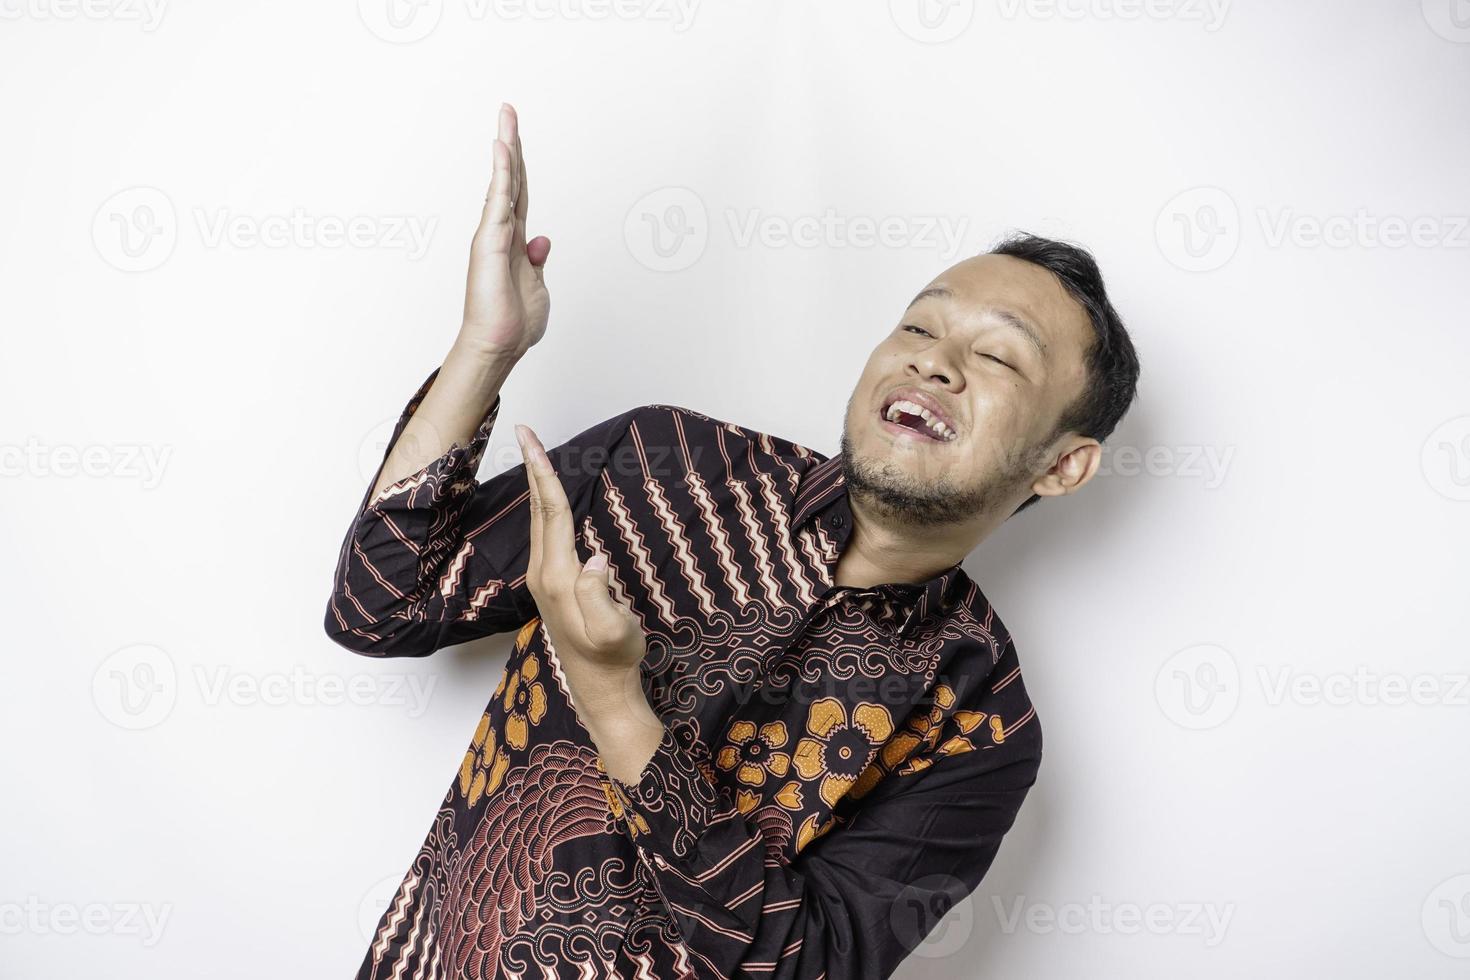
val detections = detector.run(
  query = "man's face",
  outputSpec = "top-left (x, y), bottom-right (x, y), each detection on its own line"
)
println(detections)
top-left (840, 253), bottom-right (1095, 526)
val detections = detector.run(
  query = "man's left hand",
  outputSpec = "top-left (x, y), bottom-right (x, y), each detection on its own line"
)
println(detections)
top-left (515, 423), bottom-right (665, 783)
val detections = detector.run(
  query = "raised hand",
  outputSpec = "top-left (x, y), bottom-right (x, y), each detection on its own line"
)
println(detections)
top-left (516, 423), bottom-right (646, 675)
top-left (514, 423), bottom-right (664, 782)
top-left (459, 103), bottom-right (551, 360)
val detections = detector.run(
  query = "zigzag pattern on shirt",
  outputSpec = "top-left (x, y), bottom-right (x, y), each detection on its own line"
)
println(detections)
top-left (439, 540), bottom-right (471, 600)
top-left (686, 469), bottom-right (752, 609)
top-left (602, 481), bottom-right (677, 627)
top-left (762, 433), bottom-right (808, 498)
top-left (465, 579), bottom-right (507, 621)
top-left (389, 885), bottom-right (429, 980)
top-left (728, 471), bottom-right (784, 610)
top-left (794, 526), bottom-right (833, 591)
top-left (410, 933), bottom-right (441, 980)
top-left (755, 465), bottom-right (819, 609)
top-left (581, 520), bottom-right (634, 610)
top-left (645, 476), bottom-right (718, 621)
top-left (371, 869), bottom-right (419, 967)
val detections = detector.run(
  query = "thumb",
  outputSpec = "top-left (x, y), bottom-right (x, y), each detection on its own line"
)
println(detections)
top-left (527, 235), bottom-right (551, 268)
top-left (574, 554), bottom-right (635, 648)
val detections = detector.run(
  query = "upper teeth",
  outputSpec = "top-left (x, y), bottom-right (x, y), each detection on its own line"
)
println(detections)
top-left (885, 399), bottom-right (956, 441)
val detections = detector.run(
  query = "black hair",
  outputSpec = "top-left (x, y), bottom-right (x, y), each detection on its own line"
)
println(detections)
top-left (988, 232), bottom-right (1141, 515)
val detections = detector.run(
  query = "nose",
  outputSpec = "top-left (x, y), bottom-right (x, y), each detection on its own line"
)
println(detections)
top-left (907, 339), bottom-right (964, 391)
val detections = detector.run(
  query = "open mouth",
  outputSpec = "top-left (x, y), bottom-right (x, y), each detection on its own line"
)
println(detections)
top-left (878, 391), bottom-right (958, 443)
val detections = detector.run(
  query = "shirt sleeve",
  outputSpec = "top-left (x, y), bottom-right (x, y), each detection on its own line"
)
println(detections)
top-left (323, 365), bottom-right (641, 657)
top-left (605, 652), bottom-right (1043, 980)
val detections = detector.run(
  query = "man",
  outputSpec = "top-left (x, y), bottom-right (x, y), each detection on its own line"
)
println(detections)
top-left (326, 103), bottom-right (1140, 980)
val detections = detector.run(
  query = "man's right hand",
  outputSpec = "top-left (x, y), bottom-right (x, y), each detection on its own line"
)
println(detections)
top-left (458, 102), bottom-right (551, 362)
top-left (364, 102), bottom-right (547, 503)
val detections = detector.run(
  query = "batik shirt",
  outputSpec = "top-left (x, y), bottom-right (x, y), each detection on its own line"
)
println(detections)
top-left (326, 366), bottom-right (1043, 980)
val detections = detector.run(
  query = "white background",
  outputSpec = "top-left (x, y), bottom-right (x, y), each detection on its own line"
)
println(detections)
top-left (2, 1), bottom-right (1468, 977)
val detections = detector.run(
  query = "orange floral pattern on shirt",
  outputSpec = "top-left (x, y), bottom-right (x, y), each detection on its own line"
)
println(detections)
top-left (787, 697), bottom-right (895, 808)
top-left (499, 620), bottom-right (548, 751)
top-left (849, 684), bottom-right (1007, 794)
top-left (459, 710), bottom-right (511, 807)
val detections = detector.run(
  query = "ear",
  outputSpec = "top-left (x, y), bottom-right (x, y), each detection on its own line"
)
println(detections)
top-left (1029, 437), bottom-right (1102, 500)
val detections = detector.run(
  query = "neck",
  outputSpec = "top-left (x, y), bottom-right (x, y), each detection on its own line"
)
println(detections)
top-left (833, 491), bottom-right (986, 589)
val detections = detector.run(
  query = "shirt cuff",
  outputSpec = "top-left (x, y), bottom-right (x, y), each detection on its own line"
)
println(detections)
top-left (606, 722), bottom-right (727, 870)
top-left (366, 366), bottom-right (501, 513)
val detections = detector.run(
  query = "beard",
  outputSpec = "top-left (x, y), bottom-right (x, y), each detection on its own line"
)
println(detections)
top-left (838, 400), bottom-right (1052, 527)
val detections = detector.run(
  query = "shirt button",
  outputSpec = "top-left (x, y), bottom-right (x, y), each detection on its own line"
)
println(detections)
top-left (828, 514), bottom-right (845, 529)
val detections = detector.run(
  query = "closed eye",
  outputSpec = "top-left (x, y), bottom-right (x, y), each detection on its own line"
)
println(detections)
top-left (903, 324), bottom-right (1020, 375)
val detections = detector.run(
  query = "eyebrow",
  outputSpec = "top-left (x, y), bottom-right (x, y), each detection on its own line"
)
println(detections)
top-left (905, 286), bottom-right (1050, 360)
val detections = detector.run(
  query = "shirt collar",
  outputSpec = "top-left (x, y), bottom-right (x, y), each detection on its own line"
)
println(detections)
top-left (793, 454), bottom-right (966, 639)
top-left (792, 454), bottom-right (847, 531)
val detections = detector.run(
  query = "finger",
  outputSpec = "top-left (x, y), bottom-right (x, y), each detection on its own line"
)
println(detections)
top-left (512, 108), bottom-right (529, 226)
top-left (475, 139), bottom-right (514, 256)
top-left (505, 104), bottom-right (529, 258)
top-left (516, 422), bottom-right (545, 597)
top-left (574, 555), bottom-right (635, 648)
top-left (516, 424), bottom-right (578, 585)
top-left (498, 103), bottom-right (521, 210)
